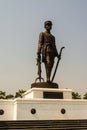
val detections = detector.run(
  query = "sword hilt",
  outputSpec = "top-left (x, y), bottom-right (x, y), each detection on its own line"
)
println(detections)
top-left (35, 77), bottom-right (44, 83)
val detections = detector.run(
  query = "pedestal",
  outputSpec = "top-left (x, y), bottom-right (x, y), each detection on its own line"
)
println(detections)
top-left (31, 82), bottom-right (58, 88)
top-left (23, 88), bottom-right (72, 99)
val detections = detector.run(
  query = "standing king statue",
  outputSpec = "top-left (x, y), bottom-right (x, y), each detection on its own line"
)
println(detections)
top-left (37, 20), bottom-right (61, 83)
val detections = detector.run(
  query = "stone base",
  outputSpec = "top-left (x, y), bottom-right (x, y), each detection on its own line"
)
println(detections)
top-left (1, 120), bottom-right (87, 129)
top-left (23, 88), bottom-right (72, 99)
top-left (31, 82), bottom-right (58, 89)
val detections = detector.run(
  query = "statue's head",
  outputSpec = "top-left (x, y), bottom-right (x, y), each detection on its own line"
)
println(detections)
top-left (44, 21), bottom-right (52, 29)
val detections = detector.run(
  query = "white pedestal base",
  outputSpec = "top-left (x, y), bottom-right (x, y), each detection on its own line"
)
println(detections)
top-left (23, 88), bottom-right (72, 99)
top-left (0, 88), bottom-right (87, 120)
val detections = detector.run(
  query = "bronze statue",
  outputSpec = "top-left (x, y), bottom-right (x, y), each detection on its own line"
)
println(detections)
top-left (37, 20), bottom-right (61, 83)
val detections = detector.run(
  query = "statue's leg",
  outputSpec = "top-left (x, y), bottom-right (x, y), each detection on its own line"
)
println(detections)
top-left (45, 64), bottom-right (51, 82)
top-left (45, 53), bottom-right (54, 82)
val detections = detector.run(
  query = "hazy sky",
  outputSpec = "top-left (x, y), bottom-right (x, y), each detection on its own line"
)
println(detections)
top-left (0, 0), bottom-right (87, 95)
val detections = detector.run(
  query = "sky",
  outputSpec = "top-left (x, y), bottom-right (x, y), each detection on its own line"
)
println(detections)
top-left (0, 0), bottom-right (87, 96)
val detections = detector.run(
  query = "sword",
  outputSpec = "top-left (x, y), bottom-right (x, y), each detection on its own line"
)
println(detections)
top-left (35, 55), bottom-right (44, 82)
top-left (51, 46), bottom-right (65, 82)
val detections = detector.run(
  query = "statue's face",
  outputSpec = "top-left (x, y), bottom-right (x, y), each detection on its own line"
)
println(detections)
top-left (45, 24), bottom-right (52, 31)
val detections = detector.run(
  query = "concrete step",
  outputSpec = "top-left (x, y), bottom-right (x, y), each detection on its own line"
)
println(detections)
top-left (0, 120), bottom-right (87, 129)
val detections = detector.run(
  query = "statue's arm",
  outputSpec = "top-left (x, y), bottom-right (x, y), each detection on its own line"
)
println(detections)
top-left (37, 32), bottom-right (44, 55)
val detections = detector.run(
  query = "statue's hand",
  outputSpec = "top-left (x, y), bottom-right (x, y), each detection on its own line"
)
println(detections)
top-left (37, 52), bottom-right (41, 61)
top-left (57, 54), bottom-right (61, 60)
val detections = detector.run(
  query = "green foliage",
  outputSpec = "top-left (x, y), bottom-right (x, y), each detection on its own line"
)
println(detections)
top-left (6, 94), bottom-right (14, 99)
top-left (0, 89), bottom-right (26, 99)
top-left (72, 92), bottom-right (81, 99)
top-left (0, 91), bottom-right (6, 99)
top-left (83, 92), bottom-right (87, 99)
top-left (15, 89), bottom-right (26, 98)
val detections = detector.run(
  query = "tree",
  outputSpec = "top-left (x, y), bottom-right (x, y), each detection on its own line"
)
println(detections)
top-left (15, 89), bottom-right (26, 98)
top-left (6, 94), bottom-right (14, 99)
top-left (0, 91), bottom-right (6, 99)
top-left (83, 92), bottom-right (87, 99)
top-left (72, 92), bottom-right (81, 99)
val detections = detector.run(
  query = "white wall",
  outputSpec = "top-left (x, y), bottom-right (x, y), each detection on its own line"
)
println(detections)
top-left (0, 100), bottom-right (14, 120)
top-left (0, 88), bottom-right (87, 120)
top-left (14, 98), bottom-right (87, 120)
